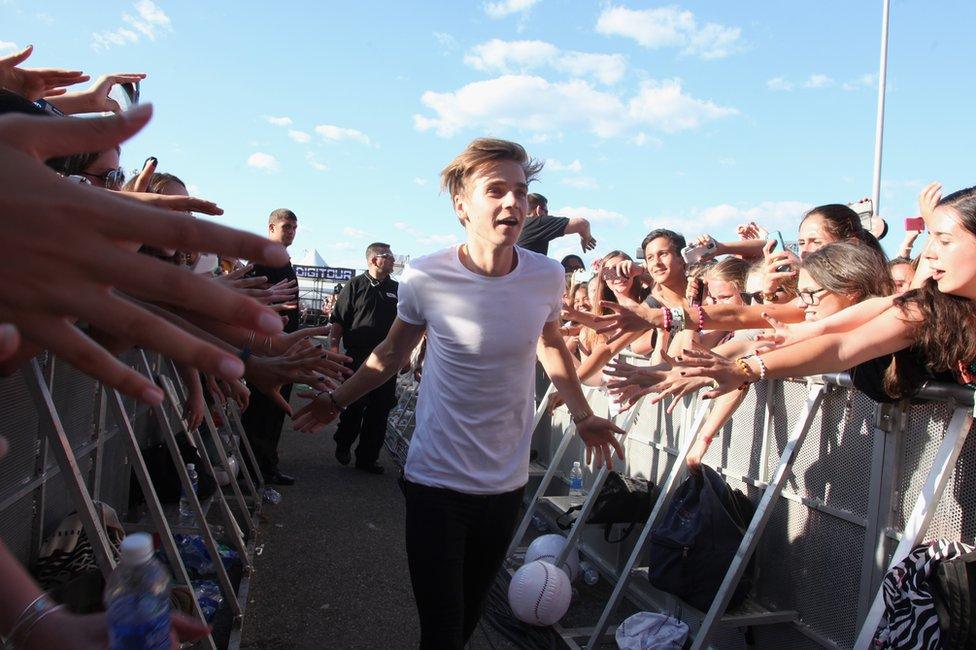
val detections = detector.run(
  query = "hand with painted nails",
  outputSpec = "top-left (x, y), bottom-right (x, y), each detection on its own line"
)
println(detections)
top-left (47, 72), bottom-right (147, 115)
top-left (0, 107), bottom-right (289, 404)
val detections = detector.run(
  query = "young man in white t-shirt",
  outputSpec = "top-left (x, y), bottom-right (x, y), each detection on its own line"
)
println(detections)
top-left (292, 138), bottom-right (625, 648)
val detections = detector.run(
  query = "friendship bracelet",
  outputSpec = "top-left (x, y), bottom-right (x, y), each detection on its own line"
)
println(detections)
top-left (734, 357), bottom-right (757, 391)
top-left (695, 305), bottom-right (705, 332)
top-left (751, 353), bottom-right (768, 381)
top-left (670, 307), bottom-right (685, 333)
top-left (328, 391), bottom-right (347, 413)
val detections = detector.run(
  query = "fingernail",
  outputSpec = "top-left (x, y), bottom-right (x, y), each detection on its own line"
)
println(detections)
top-left (257, 311), bottom-right (283, 333)
top-left (218, 356), bottom-right (245, 378)
top-left (680, 371), bottom-right (686, 376)
top-left (145, 156), bottom-right (157, 166)
top-left (676, 356), bottom-right (683, 361)
top-left (141, 386), bottom-right (164, 404)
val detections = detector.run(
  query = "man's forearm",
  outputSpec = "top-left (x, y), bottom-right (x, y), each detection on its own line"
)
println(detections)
top-left (332, 340), bottom-right (402, 407)
top-left (538, 336), bottom-right (592, 420)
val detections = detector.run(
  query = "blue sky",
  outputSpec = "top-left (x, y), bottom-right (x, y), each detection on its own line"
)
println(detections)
top-left (4, 0), bottom-right (975, 270)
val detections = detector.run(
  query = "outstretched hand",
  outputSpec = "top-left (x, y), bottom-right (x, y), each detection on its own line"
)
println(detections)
top-left (0, 106), bottom-right (290, 403)
top-left (671, 347), bottom-right (746, 399)
top-left (576, 415), bottom-right (626, 469)
top-left (291, 391), bottom-right (342, 432)
top-left (592, 301), bottom-right (658, 342)
top-left (0, 44), bottom-right (88, 101)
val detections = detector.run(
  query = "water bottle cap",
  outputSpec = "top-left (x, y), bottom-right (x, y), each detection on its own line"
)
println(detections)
top-left (119, 533), bottom-right (154, 566)
top-left (187, 463), bottom-right (195, 471)
top-left (573, 461), bottom-right (581, 468)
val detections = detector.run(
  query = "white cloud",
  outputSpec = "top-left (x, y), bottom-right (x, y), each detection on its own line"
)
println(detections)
top-left (394, 222), bottom-right (460, 246)
top-left (246, 152), bottom-right (280, 173)
top-left (288, 130), bottom-right (311, 143)
top-left (36, 12), bottom-right (54, 25)
top-left (766, 76), bottom-right (794, 92)
top-left (557, 205), bottom-right (628, 226)
top-left (596, 5), bottom-right (743, 60)
top-left (718, 157), bottom-right (737, 166)
top-left (331, 242), bottom-right (355, 251)
top-left (561, 176), bottom-right (600, 190)
top-left (414, 74), bottom-right (735, 139)
top-left (804, 74), bottom-right (834, 89)
top-left (644, 200), bottom-right (813, 235)
top-left (315, 124), bottom-right (373, 146)
top-left (433, 31), bottom-right (457, 51)
top-left (265, 116), bottom-right (292, 126)
top-left (545, 159), bottom-right (583, 173)
top-left (627, 78), bottom-right (738, 133)
top-left (305, 151), bottom-right (328, 172)
top-left (464, 39), bottom-right (626, 85)
top-left (484, 0), bottom-right (540, 19)
top-left (631, 132), bottom-right (662, 148)
top-left (92, 0), bottom-right (171, 50)
top-left (0, 41), bottom-right (19, 54)
top-left (413, 177), bottom-right (429, 186)
top-left (842, 73), bottom-right (877, 91)
top-left (343, 227), bottom-right (368, 238)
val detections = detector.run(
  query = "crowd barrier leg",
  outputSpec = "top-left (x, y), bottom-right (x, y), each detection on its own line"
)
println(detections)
top-left (584, 400), bottom-right (712, 649)
top-left (136, 352), bottom-right (243, 619)
top-left (158, 375), bottom-right (251, 574)
top-left (551, 398), bottom-right (645, 571)
top-left (691, 382), bottom-right (827, 650)
top-left (103, 386), bottom-right (217, 649)
top-left (505, 384), bottom-right (581, 560)
top-left (22, 359), bottom-right (117, 577)
top-left (853, 404), bottom-right (974, 649)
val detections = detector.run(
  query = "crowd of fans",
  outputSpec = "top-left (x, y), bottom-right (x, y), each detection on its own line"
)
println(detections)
top-left (1, 40), bottom-right (976, 649)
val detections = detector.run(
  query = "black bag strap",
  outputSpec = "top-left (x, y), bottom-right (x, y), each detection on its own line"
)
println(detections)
top-left (603, 521), bottom-right (637, 544)
top-left (556, 505), bottom-right (582, 531)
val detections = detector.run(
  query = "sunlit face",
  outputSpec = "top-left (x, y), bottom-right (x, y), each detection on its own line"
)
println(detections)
top-left (923, 205), bottom-right (976, 300)
top-left (370, 247), bottom-right (395, 273)
top-left (602, 255), bottom-right (635, 297)
top-left (454, 159), bottom-right (528, 249)
top-left (572, 286), bottom-right (591, 312)
top-left (706, 278), bottom-right (745, 306)
top-left (797, 214), bottom-right (839, 259)
top-left (890, 263), bottom-right (915, 294)
top-left (644, 237), bottom-right (685, 287)
top-left (269, 218), bottom-right (297, 247)
top-left (82, 149), bottom-right (123, 189)
top-left (794, 269), bottom-right (856, 322)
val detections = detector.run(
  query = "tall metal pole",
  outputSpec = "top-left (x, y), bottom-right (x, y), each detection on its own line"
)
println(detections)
top-left (871, 0), bottom-right (891, 219)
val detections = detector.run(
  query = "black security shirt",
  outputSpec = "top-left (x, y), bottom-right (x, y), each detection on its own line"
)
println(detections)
top-left (517, 215), bottom-right (570, 255)
top-left (250, 262), bottom-right (300, 333)
top-left (330, 273), bottom-right (399, 356)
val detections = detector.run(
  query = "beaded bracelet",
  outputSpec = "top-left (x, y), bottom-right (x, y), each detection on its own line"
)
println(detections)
top-left (734, 357), bottom-right (757, 390)
top-left (750, 353), bottom-right (768, 381)
top-left (660, 306), bottom-right (672, 330)
top-left (689, 305), bottom-right (705, 332)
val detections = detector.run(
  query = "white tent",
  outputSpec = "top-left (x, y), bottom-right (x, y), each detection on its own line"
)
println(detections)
top-left (295, 248), bottom-right (328, 267)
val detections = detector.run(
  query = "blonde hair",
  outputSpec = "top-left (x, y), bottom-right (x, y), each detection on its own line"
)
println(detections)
top-left (439, 138), bottom-right (543, 200)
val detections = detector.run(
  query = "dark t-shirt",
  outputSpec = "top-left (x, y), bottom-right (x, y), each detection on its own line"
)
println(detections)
top-left (250, 262), bottom-right (300, 334)
top-left (517, 215), bottom-right (570, 255)
top-left (329, 273), bottom-right (399, 357)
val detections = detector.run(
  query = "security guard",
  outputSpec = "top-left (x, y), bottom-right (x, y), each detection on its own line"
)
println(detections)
top-left (329, 242), bottom-right (399, 473)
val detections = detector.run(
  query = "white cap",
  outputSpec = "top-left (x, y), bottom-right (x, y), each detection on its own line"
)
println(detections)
top-left (119, 532), bottom-right (154, 566)
top-left (573, 461), bottom-right (581, 468)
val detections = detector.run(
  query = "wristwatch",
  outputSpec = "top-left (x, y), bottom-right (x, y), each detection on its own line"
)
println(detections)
top-left (571, 408), bottom-right (594, 425)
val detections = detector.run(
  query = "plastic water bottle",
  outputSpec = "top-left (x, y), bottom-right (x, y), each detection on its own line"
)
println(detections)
top-left (580, 560), bottom-right (599, 586)
top-left (569, 461), bottom-right (584, 506)
top-left (179, 463), bottom-right (198, 522)
top-left (105, 533), bottom-right (171, 649)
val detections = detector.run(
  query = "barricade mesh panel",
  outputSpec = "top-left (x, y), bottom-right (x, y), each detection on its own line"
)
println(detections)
top-left (97, 431), bottom-right (131, 518)
top-left (766, 380), bottom-right (809, 482)
top-left (925, 417), bottom-right (976, 542)
top-left (892, 400), bottom-right (953, 532)
top-left (50, 361), bottom-right (98, 452)
top-left (720, 381), bottom-right (766, 482)
top-left (754, 498), bottom-right (864, 648)
top-left (0, 494), bottom-right (34, 563)
top-left (791, 386), bottom-right (875, 521)
top-left (0, 371), bottom-right (40, 495)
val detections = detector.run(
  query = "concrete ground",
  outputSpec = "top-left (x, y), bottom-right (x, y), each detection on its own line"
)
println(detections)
top-left (239, 396), bottom-right (520, 649)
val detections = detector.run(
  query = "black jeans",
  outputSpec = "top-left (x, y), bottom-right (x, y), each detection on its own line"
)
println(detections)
top-left (333, 355), bottom-right (397, 466)
top-left (403, 480), bottom-right (524, 649)
top-left (240, 383), bottom-right (292, 480)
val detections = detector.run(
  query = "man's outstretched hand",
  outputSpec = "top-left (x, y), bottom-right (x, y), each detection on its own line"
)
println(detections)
top-left (290, 391), bottom-right (342, 433)
top-left (576, 415), bottom-right (626, 469)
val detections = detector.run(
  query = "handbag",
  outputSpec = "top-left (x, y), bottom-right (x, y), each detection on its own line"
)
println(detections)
top-left (646, 464), bottom-right (754, 612)
top-left (931, 547), bottom-right (976, 649)
top-left (556, 472), bottom-right (655, 543)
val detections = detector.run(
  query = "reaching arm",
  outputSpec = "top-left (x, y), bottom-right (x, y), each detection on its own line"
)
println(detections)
top-left (291, 318), bottom-right (426, 431)
top-left (329, 322), bottom-right (344, 352)
top-left (564, 217), bottom-right (596, 251)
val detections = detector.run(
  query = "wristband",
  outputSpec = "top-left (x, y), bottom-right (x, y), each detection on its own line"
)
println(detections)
top-left (4, 593), bottom-right (64, 648)
top-left (660, 306), bottom-right (672, 331)
top-left (669, 307), bottom-right (685, 333)
top-left (239, 347), bottom-right (252, 363)
top-left (695, 305), bottom-right (705, 332)
top-left (734, 357), bottom-right (757, 390)
top-left (750, 354), bottom-right (768, 381)
top-left (32, 99), bottom-right (65, 117)
top-left (328, 391), bottom-right (346, 413)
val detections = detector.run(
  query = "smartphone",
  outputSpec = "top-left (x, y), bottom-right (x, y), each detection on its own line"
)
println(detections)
top-left (107, 81), bottom-right (140, 112)
top-left (905, 216), bottom-right (925, 231)
top-left (680, 241), bottom-right (716, 266)
top-left (773, 230), bottom-right (791, 273)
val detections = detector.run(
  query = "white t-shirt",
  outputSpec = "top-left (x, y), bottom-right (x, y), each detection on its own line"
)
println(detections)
top-left (397, 245), bottom-right (565, 494)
